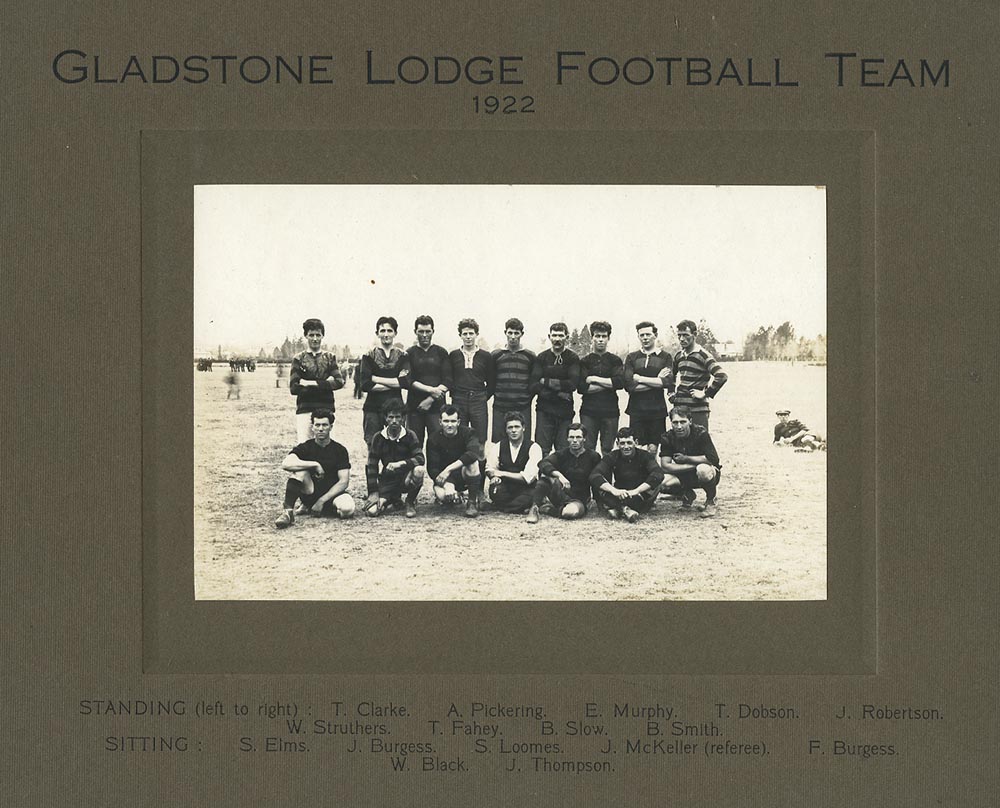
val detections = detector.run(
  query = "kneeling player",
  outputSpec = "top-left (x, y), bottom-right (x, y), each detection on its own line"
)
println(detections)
top-left (485, 411), bottom-right (543, 514)
top-left (527, 422), bottom-right (602, 523)
top-left (274, 409), bottom-right (355, 528)
top-left (427, 405), bottom-right (483, 518)
top-left (659, 406), bottom-right (722, 518)
top-left (364, 400), bottom-right (426, 518)
top-left (590, 427), bottom-right (665, 523)
top-left (773, 409), bottom-right (826, 451)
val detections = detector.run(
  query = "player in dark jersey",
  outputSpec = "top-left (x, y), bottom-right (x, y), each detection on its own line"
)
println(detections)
top-left (426, 405), bottom-right (483, 517)
top-left (403, 314), bottom-right (452, 449)
top-left (578, 320), bottom-right (624, 454)
top-left (773, 409), bottom-right (826, 451)
top-left (359, 316), bottom-right (410, 447)
top-left (623, 321), bottom-right (672, 452)
top-left (659, 406), bottom-right (722, 518)
top-left (274, 409), bottom-right (355, 528)
top-left (527, 422), bottom-right (602, 523)
top-left (529, 322), bottom-right (581, 454)
top-left (590, 427), bottom-right (665, 523)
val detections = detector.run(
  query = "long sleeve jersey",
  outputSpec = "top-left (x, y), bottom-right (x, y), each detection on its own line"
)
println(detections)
top-left (426, 426), bottom-right (482, 478)
top-left (623, 349), bottom-right (671, 418)
top-left (529, 348), bottom-right (581, 418)
top-left (288, 351), bottom-right (345, 414)
top-left (578, 351), bottom-right (625, 418)
top-left (668, 344), bottom-right (727, 413)
top-left (365, 427), bottom-right (424, 494)
top-left (590, 448), bottom-right (664, 491)
top-left (448, 348), bottom-right (495, 397)
top-left (402, 344), bottom-right (453, 412)
top-left (360, 347), bottom-right (410, 414)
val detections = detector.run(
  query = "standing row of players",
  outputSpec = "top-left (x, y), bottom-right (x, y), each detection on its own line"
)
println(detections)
top-left (274, 314), bottom-right (727, 527)
top-left (287, 314), bottom-right (728, 452)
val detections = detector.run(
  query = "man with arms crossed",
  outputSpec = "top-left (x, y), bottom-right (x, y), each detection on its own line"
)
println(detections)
top-left (527, 422), bottom-right (602, 524)
top-left (426, 405), bottom-right (483, 518)
top-left (623, 321), bottom-right (672, 453)
top-left (360, 316), bottom-right (410, 448)
top-left (274, 409), bottom-right (355, 528)
top-left (530, 322), bottom-right (581, 455)
top-left (448, 318), bottom-right (494, 446)
top-left (364, 400), bottom-right (426, 518)
top-left (578, 320), bottom-right (624, 454)
top-left (668, 319), bottom-right (728, 431)
top-left (485, 411), bottom-right (543, 515)
top-left (491, 317), bottom-right (536, 443)
top-left (403, 314), bottom-right (452, 449)
top-left (659, 406), bottom-right (722, 518)
top-left (289, 318), bottom-right (345, 443)
top-left (590, 427), bottom-right (665, 523)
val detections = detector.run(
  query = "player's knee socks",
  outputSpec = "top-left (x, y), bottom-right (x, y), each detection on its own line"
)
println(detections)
top-left (283, 478), bottom-right (304, 509)
top-left (703, 481), bottom-right (718, 501)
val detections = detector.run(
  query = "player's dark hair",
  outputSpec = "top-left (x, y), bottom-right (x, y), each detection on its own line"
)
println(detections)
top-left (376, 316), bottom-right (398, 333)
top-left (635, 321), bottom-right (658, 335)
top-left (589, 320), bottom-right (612, 336)
top-left (670, 406), bottom-right (693, 420)
top-left (567, 421), bottom-right (588, 438)
top-left (381, 399), bottom-right (406, 419)
top-left (439, 405), bottom-right (461, 419)
top-left (310, 408), bottom-right (335, 423)
top-left (458, 318), bottom-right (480, 334)
top-left (302, 318), bottom-right (325, 336)
top-left (414, 314), bottom-right (435, 330)
top-left (504, 411), bottom-right (526, 426)
top-left (549, 322), bottom-right (569, 335)
top-left (505, 317), bottom-right (524, 332)
top-left (616, 427), bottom-right (635, 440)
top-left (676, 319), bottom-right (698, 335)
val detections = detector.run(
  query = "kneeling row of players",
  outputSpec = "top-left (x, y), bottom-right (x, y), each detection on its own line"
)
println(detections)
top-left (274, 401), bottom-right (721, 529)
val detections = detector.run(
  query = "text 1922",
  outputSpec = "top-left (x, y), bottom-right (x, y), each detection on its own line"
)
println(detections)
top-left (472, 95), bottom-right (535, 114)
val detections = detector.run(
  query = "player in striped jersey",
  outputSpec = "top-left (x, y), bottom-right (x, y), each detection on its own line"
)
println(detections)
top-left (668, 319), bottom-right (728, 431)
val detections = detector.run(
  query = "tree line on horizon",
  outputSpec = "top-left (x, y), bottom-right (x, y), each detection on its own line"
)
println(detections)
top-left (203, 319), bottom-right (825, 363)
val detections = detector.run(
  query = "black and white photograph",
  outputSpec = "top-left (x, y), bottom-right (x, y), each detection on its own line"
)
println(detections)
top-left (194, 184), bottom-right (827, 601)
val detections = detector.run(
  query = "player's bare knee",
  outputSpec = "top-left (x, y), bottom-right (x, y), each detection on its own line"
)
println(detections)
top-left (561, 502), bottom-right (586, 520)
top-left (696, 465), bottom-right (716, 483)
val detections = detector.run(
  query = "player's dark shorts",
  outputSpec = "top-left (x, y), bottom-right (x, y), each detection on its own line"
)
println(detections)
top-left (671, 466), bottom-right (722, 489)
top-left (629, 416), bottom-right (667, 446)
top-left (300, 483), bottom-right (350, 515)
top-left (377, 469), bottom-right (420, 500)
top-left (432, 468), bottom-right (470, 492)
top-left (596, 489), bottom-right (658, 513)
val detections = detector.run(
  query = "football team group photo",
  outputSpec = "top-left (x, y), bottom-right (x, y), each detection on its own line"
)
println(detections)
top-left (193, 184), bottom-right (828, 601)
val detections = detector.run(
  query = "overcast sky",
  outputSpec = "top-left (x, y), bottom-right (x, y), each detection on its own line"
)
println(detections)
top-left (194, 184), bottom-right (826, 355)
